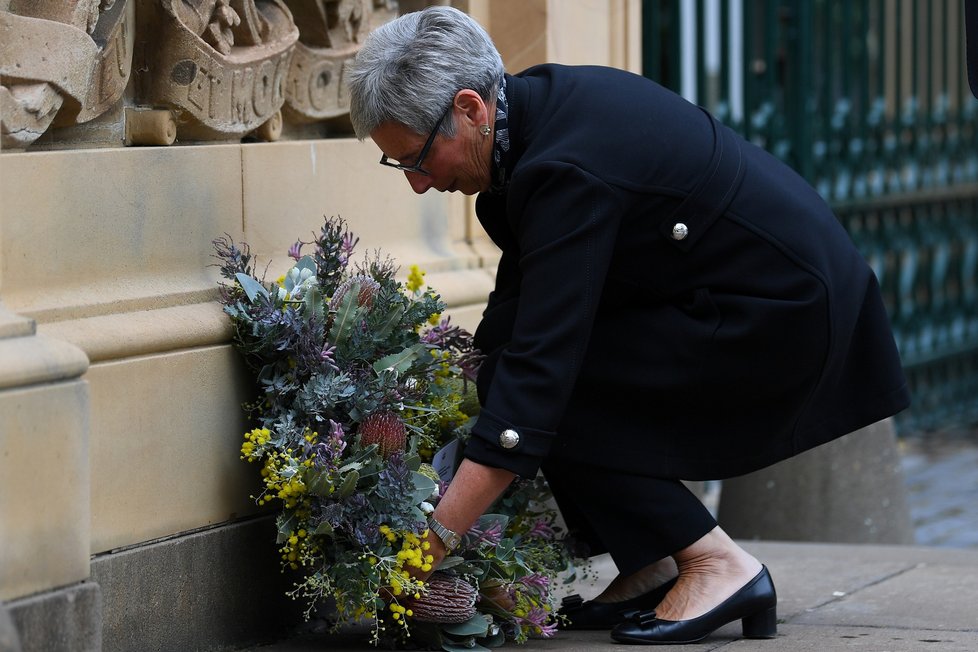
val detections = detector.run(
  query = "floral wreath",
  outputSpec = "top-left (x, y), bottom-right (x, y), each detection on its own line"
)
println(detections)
top-left (213, 216), bottom-right (583, 649)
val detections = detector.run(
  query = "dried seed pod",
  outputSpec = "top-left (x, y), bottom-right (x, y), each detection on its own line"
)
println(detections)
top-left (358, 411), bottom-right (407, 459)
top-left (409, 574), bottom-right (478, 623)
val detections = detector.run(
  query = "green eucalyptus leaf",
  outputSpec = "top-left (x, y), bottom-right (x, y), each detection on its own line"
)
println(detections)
top-left (403, 453), bottom-right (422, 472)
top-left (439, 644), bottom-right (470, 652)
top-left (475, 513), bottom-right (510, 532)
top-left (481, 628), bottom-right (506, 648)
top-left (452, 559), bottom-right (491, 578)
top-left (409, 506), bottom-right (426, 522)
top-left (435, 555), bottom-right (466, 570)
top-left (410, 471), bottom-right (438, 503)
top-left (442, 614), bottom-right (490, 637)
top-left (494, 538), bottom-right (515, 561)
top-left (284, 257), bottom-right (316, 293)
top-left (295, 255), bottom-right (317, 275)
top-left (235, 273), bottom-right (269, 302)
top-left (275, 511), bottom-right (298, 543)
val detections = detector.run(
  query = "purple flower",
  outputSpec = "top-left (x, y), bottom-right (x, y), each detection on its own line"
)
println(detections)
top-left (312, 419), bottom-right (347, 469)
top-left (533, 620), bottom-right (558, 638)
top-left (339, 232), bottom-right (356, 266)
top-left (466, 521), bottom-right (504, 547)
top-left (288, 241), bottom-right (304, 260)
top-left (518, 574), bottom-right (550, 590)
top-left (320, 344), bottom-right (339, 371)
top-left (328, 419), bottom-right (346, 446)
top-left (523, 606), bottom-right (557, 636)
top-left (526, 518), bottom-right (556, 540)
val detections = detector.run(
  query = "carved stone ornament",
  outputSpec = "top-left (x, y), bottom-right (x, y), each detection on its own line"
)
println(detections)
top-left (135, 0), bottom-right (300, 141)
top-left (280, 0), bottom-right (372, 123)
top-left (0, 0), bottom-right (133, 150)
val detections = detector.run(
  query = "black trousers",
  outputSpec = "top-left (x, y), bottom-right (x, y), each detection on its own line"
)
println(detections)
top-left (542, 457), bottom-right (717, 577)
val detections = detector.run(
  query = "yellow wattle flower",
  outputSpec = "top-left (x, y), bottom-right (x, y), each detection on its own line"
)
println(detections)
top-left (406, 265), bottom-right (425, 293)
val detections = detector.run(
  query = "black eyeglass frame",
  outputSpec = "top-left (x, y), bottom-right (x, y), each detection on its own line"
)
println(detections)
top-left (378, 107), bottom-right (450, 176)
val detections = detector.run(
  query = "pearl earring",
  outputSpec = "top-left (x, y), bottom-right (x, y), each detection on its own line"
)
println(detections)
top-left (480, 124), bottom-right (491, 136)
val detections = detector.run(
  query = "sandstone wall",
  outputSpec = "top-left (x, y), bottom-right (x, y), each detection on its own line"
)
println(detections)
top-left (0, 2), bottom-right (640, 649)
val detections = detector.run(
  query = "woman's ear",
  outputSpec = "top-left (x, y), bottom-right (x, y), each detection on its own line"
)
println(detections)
top-left (453, 89), bottom-right (489, 129)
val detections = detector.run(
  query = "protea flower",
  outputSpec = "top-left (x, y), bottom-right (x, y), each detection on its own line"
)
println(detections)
top-left (358, 411), bottom-right (406, 458)
top-left (331, 275), bottom-right (381, 309)
top-left (409, 574), bottom-right (478, 623)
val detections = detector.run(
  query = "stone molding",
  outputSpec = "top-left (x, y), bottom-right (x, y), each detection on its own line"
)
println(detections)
top-left (0, 330), bottom-right (89, 390)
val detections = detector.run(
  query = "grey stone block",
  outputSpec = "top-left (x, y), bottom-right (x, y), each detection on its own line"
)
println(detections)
top-left (5, 581), bottom-right (100, 652)
top-left (91, 515), bottom-right (297, 652)
top-left (717, 419), bottom-right (915, 544)
top-left (0, 602), bottom-right (23, 652)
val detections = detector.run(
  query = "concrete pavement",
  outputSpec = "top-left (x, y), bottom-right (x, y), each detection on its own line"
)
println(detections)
top-left (244, 540), bottom-right (978, 651)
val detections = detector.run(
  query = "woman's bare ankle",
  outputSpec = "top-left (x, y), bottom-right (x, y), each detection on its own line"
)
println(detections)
top-left (653, 527), bottom-right (763, 620)
top-left (593, 558), bottom-right (678, 603)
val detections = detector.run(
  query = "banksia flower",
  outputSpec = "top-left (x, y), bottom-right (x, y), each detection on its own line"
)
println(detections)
top-left (409, 574), bottom-right (478, 623)
top-left (331, 275), bottom-right (381, 309)
top-left (358, 411), bottom-right (406, 458)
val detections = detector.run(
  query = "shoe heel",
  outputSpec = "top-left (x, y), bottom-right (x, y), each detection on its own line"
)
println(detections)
top-left (742, 606), bottom-right (777, 638)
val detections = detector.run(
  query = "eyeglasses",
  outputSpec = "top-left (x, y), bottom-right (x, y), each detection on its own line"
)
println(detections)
top-left (379, 107), bottom-right (449, 176)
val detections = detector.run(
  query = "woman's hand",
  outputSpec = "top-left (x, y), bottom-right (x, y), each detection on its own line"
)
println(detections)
top-left (400, 527), bottom-right (449, 585)
top-left (395, 459), bottom-right (517, 591)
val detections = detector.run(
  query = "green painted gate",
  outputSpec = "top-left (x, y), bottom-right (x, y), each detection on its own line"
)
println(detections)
top-left (642, 0), bottom-right (978, 432)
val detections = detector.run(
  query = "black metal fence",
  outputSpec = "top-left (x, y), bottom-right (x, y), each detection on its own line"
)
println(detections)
top-left (642, 0), bottom-right (978, 432)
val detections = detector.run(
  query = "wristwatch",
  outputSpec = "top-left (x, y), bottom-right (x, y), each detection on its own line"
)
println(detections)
top-left (427, 516), bottom-right (462, 553)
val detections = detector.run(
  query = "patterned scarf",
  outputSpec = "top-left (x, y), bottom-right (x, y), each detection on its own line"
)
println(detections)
top-left (490, 76), bottom-right (510, 194)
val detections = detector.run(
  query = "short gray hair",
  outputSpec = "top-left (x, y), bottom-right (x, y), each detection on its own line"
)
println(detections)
top-left (346, 6), bottom-right (504, 140)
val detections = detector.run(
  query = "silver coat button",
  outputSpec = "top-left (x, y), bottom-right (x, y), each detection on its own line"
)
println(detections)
top-left (499, 429), bottom-right (520, 449)
top-left (671, 223), bottom-right (689, 240)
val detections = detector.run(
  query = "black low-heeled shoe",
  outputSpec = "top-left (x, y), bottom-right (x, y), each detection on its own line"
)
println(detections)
top-left (610, 565), bottom-right (777, 644)
top-left (558, 578), bottom-right (677, 630)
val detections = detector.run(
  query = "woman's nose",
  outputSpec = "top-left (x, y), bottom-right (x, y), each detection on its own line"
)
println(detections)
top-left (406, 171), bottom-right (433, 194)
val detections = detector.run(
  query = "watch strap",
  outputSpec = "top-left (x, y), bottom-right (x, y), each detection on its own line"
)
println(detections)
top-left (428, 516), bottom-right (461, 552)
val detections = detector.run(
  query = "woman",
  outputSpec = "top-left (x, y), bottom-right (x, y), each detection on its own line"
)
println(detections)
top-left (346, 6), bottom-right (909, 645)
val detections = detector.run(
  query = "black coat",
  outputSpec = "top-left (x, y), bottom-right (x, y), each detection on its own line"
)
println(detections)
top-left (463, 64), bottom-right (910, 480)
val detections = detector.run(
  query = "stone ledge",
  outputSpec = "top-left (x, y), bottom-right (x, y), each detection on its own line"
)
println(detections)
top-left (39, 301), bottom-right (231, 364)
top-left (0, 332), bottom-right (88, 390)
top-left (37, 272), bottom-right (493, 364)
